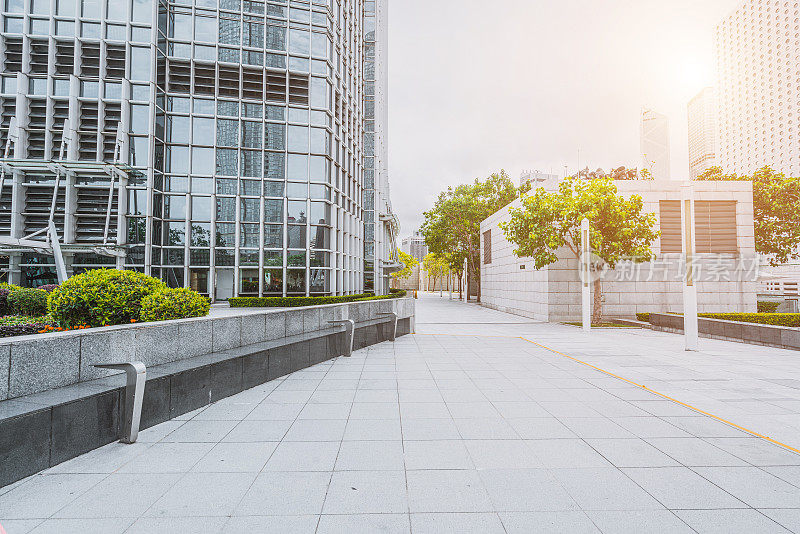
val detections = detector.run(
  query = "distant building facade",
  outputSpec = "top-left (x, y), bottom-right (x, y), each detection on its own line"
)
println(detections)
top-left (688, 87), bottom-right (717, 179)
top-left (715, 0), bottom-right (800, 176)
top-left (401, 230), bottom-right (428, 262)
top-left (640, 108), bottom-right (671, 180)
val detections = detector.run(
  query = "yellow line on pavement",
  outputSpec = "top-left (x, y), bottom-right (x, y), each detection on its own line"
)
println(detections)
top-left (519, 336), bottom-right (800, 456)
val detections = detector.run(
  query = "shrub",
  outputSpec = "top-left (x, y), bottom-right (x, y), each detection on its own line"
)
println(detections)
top-left (140, 288), bottom-right (211, 322)
top-left (0, 282), bottom-right (19, 316)
top-left (757, 301), bottom-right (781, 313)
top-left (636, 312), bottom-right (651, 323)
top-left (8, 287), bottom-right (49, 316)
top-left (48, 269), bottom-right (167, 327)
top-left (698, 313), bottom-right (800, 328)
top-left (36, 284), bottom-right (59, 293)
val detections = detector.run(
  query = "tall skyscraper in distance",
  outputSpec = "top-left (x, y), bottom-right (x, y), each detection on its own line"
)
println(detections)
top-left (0, 0), bottom-right (397, 298)
top-left (400, 230), bottom-right (428, 262)
top-left (715, 0), bottom-right (800, 177)
top-left (688, 87), bottom-right (718, 179)
top-left (640, 108), bottom-right (671, 180)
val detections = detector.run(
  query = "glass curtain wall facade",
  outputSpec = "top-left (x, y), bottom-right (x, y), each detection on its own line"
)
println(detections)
top-left (0, 0), bottom-right (395, 297)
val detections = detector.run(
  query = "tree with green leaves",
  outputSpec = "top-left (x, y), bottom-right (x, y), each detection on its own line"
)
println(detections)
top-left (422, 252), bottom-right (449, 291)
top-left (500, 175), bottom-right (659, 324)
top-left (696, 166), bottom-right (800, 266)
top-left (421, 171), bottom-right (520, 301)
top-left (391, 249), bottom-right (419, 285)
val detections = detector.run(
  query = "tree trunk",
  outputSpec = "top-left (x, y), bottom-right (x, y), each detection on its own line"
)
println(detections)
top-left (592, 278), bottom-right (603, 325)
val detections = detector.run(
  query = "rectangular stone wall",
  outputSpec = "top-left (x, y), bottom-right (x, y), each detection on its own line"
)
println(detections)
top-left (0, 297), bottom-right (415, 401)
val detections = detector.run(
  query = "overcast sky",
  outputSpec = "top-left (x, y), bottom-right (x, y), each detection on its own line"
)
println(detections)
top-left (388, 0), bottom-right (741, 234)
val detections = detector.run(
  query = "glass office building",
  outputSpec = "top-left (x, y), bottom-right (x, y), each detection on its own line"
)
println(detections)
top-left (0, 0), bottom-right (397, 298)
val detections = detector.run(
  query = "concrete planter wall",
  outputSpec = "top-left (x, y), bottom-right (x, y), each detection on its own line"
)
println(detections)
top-left (649, 312), bottom-right (800, 351)
top-left (0, 297), bottom-right (416, 401)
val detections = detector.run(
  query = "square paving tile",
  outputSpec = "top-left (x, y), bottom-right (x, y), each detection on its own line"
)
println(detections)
top-left (551, 468), bottom-right (664, 511)
top-left (235, 472), bottom-right (331, 515)
top-left (190, 442), bottom-right (278, 472)
top-left (335, 440), bottom-right (405, 471)
top-left (585, 510), bottom-right (694, 533)
top-left (407, 470), bottom-right (493, 513)
top-left (526, 439), bottom-right (612, 469)
top-left (621, 467), bottom-right (746, 509)
top-left (0, 474), bottom-right (105, 519)
top-left (584, 438), bottom-right (681, 468)
top-left (404, 440), bottom-right (474, 470)
top-left (52, 473), bottom-right (179, 518)
top-left (264, 441), bottom-right (340, 471)
top-left (145, 472), bottom-right (256, 517)
top-left (317, 513), bottom-right (410, 534)
top-left (464, 440), bottom-right (541, 469)
top-left (117, 442), bottom-right (215, 473)
top-left (222, 420), bottom-right (292, 442)
top-left (323, 471), bottom-right (408, 514)
top-left (24, 518), bottom-right (134, 534)
top-left (223, 516), bottom-right (320, 533)
top-left (675, 509), bottom-right (792, 534)
top-left (499, 511), bottom-right (600, 534)
top-left (478, 469), bottom-right (579, 512)
top-left (283, 419), bottom-right (347, 442)
top-left (401, 418), bottom-right (461, 440)
top-left (410, 512), bottom-right (505, 534)
top-left (691, 466), bottom-right (800, 508)
top-left (645, 437), bottom-right (750, 467)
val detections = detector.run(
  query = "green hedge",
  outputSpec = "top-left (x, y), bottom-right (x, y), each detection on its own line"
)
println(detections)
top-left (48, 269), bottom-right (167, 327)
top-left (698, 313), bottom-right (800, 327)
top-left (140, 288), bottom-right (211, 322)
top-left (354, 291), bottom-right (407, 302)
top-left (229, 291), bottom-right (406, 308)
top-left (757, 301), bottom-right (781, 313)
top-left (636, 311), bottom-right (799, 327)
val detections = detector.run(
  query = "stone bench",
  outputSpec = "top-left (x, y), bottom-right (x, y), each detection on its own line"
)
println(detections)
top-left (0, 303), bottom-right (414, 488)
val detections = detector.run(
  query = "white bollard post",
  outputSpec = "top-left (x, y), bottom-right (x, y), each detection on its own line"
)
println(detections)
top-left (463, 257), bottom-right (468, 302)
top-left (581, 218), bottom-right (591, 332)
top-left (681, 183), bottom-right (699, 351)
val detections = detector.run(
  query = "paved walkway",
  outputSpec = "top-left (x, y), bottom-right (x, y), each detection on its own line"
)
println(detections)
top-left (2, 294), bottom-right (800, 533)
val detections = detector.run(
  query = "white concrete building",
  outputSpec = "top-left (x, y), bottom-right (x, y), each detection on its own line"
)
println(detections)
top-left (480, 180), bottom-right (758, 321)
top-left (640, 108), bottom-right (671, 181)
top-left (715, 0), bottom-right (800, 176)
top-left (688, 87), bottom-right (718, 179)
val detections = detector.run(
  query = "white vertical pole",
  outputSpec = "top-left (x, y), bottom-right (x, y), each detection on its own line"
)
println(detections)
top-left (581, 218), bottom-right (591, 332)
top-left (681, 183), bottom-right (699, 351)
top-left (449, 268), bottom-right (452, 300)
top-left (463, 257), bottom-right (468, 302)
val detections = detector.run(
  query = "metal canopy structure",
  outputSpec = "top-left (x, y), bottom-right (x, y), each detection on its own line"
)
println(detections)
top-left (0, 124), bottom-right (139, 283)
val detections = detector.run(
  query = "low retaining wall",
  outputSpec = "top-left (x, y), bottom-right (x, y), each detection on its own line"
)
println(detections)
top-left (0, 297), bottom-right (415, 401)
top-left (0, 297), bottom-right (415, 487)
top-left (649, 312), bottom-right (800, 351)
